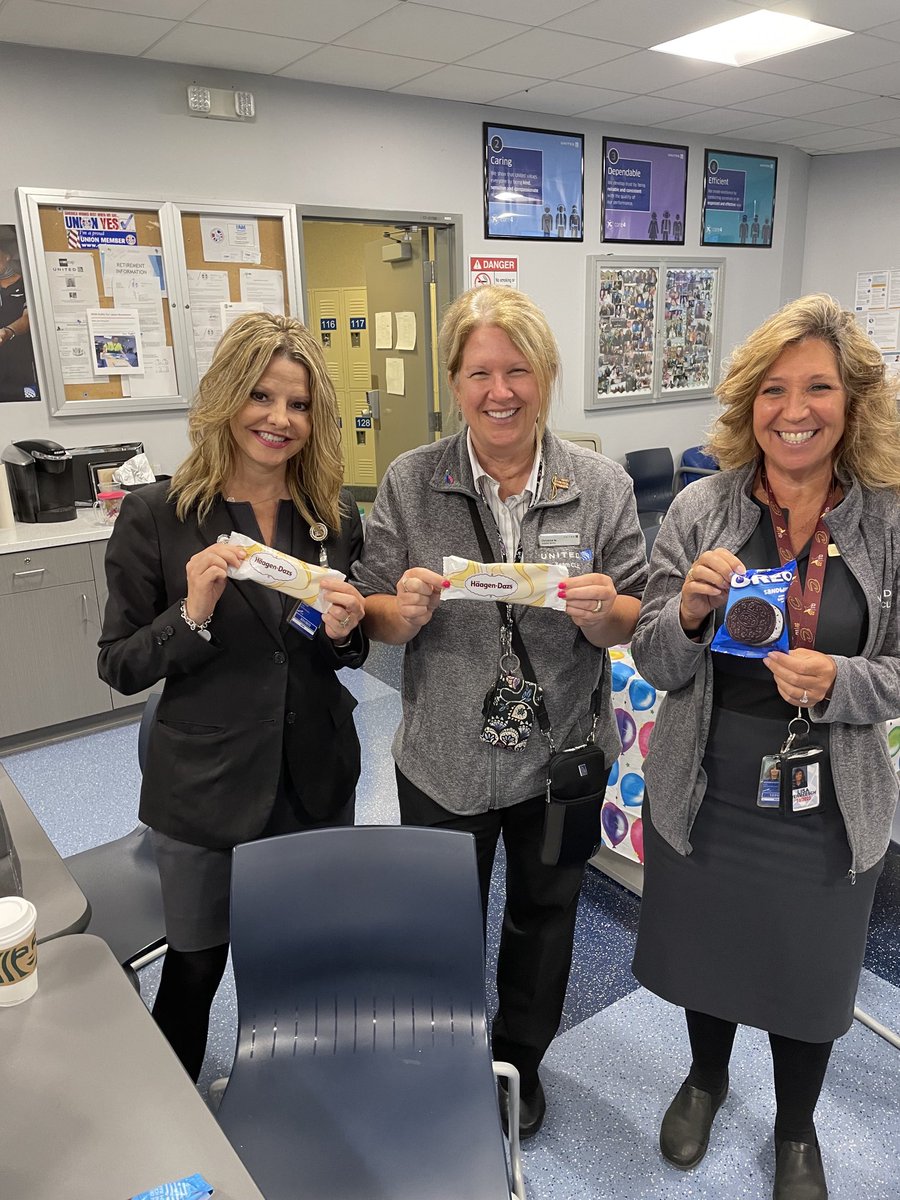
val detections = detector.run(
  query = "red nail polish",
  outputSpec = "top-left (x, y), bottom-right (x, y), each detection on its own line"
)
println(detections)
top-left (442, 579), bottom-right (450, 589)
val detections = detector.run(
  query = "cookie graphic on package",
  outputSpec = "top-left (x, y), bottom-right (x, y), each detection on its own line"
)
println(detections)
top-left (724, 596), bottom-right (784, 647)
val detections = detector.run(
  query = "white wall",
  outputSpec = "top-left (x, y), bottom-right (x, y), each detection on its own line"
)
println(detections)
top-left (802, 148), bottom-right (900, 305)
top-left (0, 42), bottom-right (810, 469)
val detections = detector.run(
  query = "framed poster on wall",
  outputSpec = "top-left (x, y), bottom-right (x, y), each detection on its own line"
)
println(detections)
top-left (585, 256), bottom-right (724, 411)
top-left (601, 137), bottom-right (688, 245)
top-left (701, 150), bottom-right (777, 247)
top-left (483, 122), bottom-right (584, 241)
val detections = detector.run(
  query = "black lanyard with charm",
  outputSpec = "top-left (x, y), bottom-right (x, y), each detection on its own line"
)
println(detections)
top-left (465, 494), bottom-right (549, 753)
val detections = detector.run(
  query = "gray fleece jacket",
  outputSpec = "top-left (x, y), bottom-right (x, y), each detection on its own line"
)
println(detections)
top-left (352, 430), bottom-right (648, 814)
top-left (631, 461), bottom-right (900, 876)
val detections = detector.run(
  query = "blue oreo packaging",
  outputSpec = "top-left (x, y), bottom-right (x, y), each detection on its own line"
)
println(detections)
top-left (711, 560), bottom-right (796, 659)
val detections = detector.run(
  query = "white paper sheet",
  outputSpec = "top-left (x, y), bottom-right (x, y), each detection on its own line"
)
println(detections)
top-left (86, 308), bottom-right (145, 376)
top-left (239, 268), bottom-right (284, 314)
top-left (375, 311), bottom-right (393, 349)
top-left (53, 314), bottom-right (99, 383)
top-left (386, 356), bottom-right (405, 395)
top-left (45, 252), bottom-right (100, 310)
top-left (221, 301), bottom-right (260, 330)
top-left (111, 255), bottom-right (166, 347)
top-left (395, 311), bottom-right (416, 351)
top-left (100, 247), bottom-right (165, 297)
top-left (199, 217), bottom-right (261, 264)
top-left (124, 345), bottom-right (178, 397)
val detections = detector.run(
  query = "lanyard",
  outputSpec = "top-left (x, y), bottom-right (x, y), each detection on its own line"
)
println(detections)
top-left (762, 469), bottom-right (834, 650)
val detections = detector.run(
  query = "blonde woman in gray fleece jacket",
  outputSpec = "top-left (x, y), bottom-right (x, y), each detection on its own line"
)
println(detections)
top-left (631, 295), bottom-right (900, 1200)
top-left (354, 286), bottom-right (647, 1140)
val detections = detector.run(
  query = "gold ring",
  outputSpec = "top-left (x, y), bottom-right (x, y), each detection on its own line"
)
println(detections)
top-left (686, 567), bottom-right (695, 582)
top-left (593, 599), bottom-right (603, 613)
top-left (338, 614), bottom-right (351, 629)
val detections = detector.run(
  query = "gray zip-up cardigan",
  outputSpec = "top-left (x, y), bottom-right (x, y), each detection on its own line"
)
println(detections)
top-left (353, 430), bottom-right (648, 814)
top-left (631, 461), bottom-right (900, 876)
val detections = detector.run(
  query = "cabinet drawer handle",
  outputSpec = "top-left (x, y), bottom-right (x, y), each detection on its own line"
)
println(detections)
top-left (81, 593), bottom-right (88, 621)
top-left (13, 568), bottom-right (46, 580)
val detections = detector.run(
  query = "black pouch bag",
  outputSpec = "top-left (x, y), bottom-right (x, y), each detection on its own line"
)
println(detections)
top-left (541, 738), bottom-right (611, 867)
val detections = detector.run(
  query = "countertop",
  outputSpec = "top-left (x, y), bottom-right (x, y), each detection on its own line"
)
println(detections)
top-left (0, 509), bottom-right (114, 554)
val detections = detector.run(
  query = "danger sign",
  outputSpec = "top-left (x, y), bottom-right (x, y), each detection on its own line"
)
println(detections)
top-left (469, 256), bottom-right (518, 290)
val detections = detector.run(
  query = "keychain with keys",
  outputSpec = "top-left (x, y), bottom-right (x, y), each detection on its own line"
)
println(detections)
top-left (479, 620), bottom-right (542, 752)
top-left (777, 714), bottom-right (823, 817)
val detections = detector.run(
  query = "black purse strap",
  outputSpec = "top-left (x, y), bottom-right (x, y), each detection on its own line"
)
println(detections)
top-left (463, 494), bottom-right (606, 750)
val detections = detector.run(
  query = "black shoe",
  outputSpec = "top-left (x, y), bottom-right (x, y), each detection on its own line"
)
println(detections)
top-left (498, 1077), bottom-right (547, 1141)
top-left (773, 1140), bottom-right (828, 1200)
top-left (659, 1073), bottom-right (729, 1169)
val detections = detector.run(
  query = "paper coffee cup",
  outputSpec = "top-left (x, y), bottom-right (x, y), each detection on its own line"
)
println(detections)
top-left (0, 896), bottom-right (38, 1006)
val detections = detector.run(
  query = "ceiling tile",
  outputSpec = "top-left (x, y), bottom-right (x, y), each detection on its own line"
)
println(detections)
top-left (577, 95), bottom-right (710, 125)
top-left (764, 0), bottom-right (900, 33)
top-left (390, 64), bottom-right (545, 103)
top-left (868, 19), bottom-right (900, 44)
top-left (462, 28), bottom-right (635, 77)
top-left (565, 49), bottom-right (721, 93)
top-left (791, 126), bottom-right (894, 150)
top-left (0, 0), bottom-right (174, 53)
top-left (188, 0), bottom-right (397, 42)
top-left (828, 61), bottom-right (900, 95)
top-left (336, 5), bottom-right (528, 62)
top-left (414, 0), bottom-right (587, 23)
top-left (750, 33), bottom-right (900, 82)
top-left (41, 0), bottom-right (195, 15)
top-left (734, 82), bottom-right (876, 117)
top-left (655, 67), bottom-right (806, 106)
top-left (812, 96), bottom-right (900, 126)
top-left (277, 45), bottom-right (438, 89)
top-left (144, 24), bottom-right (320, 72)
top-left (722, 116), bottom-right (834, 140)
top-left (856, 116), bottom-right (900, 136)
top-left (546, 0), bottom-right (752, 49)
top-left (492, 82), bottom-right (632, 117)
top-left (656, 109), bottom-right (772, 134)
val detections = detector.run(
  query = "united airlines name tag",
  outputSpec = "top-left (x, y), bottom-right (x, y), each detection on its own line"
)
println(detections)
top-left (538, 532), bottom-right (579, 547)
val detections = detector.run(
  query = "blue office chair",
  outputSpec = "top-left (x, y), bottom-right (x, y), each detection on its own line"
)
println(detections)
top-left (625, 446), bottom-right (676, 555)
top-left (216, 825), bottom-right (525, 1200)
top-left (65, 692), bottom-right (166, 974)
top-left (676, 445), bottom-right (718, 489)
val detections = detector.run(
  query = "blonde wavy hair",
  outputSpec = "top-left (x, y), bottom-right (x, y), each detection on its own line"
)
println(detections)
top-left (170, 312), bottom-right (346, 528)
top-left (439, 285), bottom-right (559, 442)
top-left (708, 293), bottom-right (900, 490)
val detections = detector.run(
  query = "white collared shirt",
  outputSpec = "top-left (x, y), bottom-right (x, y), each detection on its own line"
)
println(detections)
top-left (466, 429), bottom-right (542, 563)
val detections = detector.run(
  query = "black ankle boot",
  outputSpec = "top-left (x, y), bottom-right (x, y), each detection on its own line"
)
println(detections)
top-left (659, 1072), bottom-right (728, 1169)
top-left (773, 1139), bottom-right (828, 1199)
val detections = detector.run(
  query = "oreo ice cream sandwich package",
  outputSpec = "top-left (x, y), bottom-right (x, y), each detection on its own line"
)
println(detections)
top-left (711, 560), bottom-right (796, 659)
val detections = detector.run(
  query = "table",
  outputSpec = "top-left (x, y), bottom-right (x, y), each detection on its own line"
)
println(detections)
top-left (0, 934), bottom-right (265, 1200)
top-left (0, 763), bottom-right (89, 942)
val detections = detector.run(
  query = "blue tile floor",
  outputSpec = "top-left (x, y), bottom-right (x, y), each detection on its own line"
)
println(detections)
top-left (3, 657), bottom-right (899, 1199)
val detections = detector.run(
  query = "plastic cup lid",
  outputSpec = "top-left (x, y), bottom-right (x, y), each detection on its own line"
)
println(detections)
top-left (0, 896), bottom-right (37, 944)
top-left (97, 490), bottom-right (126, 500)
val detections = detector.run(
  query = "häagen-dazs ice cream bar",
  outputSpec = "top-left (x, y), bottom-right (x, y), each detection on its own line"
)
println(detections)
top-left (442, 555), bottom-right (568, 610)
top-left (222, 532), bottom-right (344, 608)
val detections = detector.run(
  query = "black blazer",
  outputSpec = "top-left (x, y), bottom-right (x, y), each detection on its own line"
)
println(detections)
top-left (98, 482), bottom-right (367, 849)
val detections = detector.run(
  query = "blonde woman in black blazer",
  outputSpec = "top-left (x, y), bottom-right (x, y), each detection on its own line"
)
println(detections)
top-left (99, 313), bottom-right (367, 1080)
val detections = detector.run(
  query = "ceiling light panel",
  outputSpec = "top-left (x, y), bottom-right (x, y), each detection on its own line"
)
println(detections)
top-left (652, 10), bottom-right (851, 68)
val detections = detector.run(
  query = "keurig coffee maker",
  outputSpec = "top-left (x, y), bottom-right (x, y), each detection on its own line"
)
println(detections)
top-left (1, 439), bottom-right (76, 522)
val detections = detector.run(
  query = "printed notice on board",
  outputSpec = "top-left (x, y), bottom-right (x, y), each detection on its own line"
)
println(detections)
top-left (395, 311), bottom-right (416, 351)
top-left (63, 210), bottom-right (137, 250)
top-left (87, 308), bottom-right (144, 376)
top-left (199, 217), bottom-right (261, 264)
top-left (239, 269), bottom-right (284, 314)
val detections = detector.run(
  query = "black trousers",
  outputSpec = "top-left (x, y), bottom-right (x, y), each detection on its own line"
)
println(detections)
top-left (396, 768), bottom-right (587, 1092)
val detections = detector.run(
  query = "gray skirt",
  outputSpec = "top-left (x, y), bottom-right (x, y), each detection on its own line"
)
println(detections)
top-left (632, 705), bottom-right (882, 1043)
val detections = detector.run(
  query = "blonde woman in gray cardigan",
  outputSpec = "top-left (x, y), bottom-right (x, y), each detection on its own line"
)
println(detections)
top-left (631, 295), bottom-right (900, 1200)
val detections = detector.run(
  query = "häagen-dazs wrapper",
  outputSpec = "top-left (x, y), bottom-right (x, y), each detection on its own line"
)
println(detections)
top-left (222, 532), bottom-right (344, 609)
top-left (442, 555), bottom-right (568, 610)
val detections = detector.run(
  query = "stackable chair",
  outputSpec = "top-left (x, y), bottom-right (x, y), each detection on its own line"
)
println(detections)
top-left (675, 445), bottom-right (718, 489)
top-left (64, 691), bottom-right (166, 977)
top-left (216, 825), bottom-right (526, 1200)
top-left (624, 446), bottom-right (676, 554)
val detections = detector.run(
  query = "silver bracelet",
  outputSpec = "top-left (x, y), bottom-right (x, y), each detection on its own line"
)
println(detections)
top-left (180, 598), bottom-right (212, 633)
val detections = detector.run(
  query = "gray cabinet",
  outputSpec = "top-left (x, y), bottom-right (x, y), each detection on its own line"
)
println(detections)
top-left (90, 540), bottom-right (158, 709)
top-left (0, 551), bottom-right (112, 737)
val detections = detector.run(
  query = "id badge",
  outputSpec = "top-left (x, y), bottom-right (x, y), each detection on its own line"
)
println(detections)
top-left (757, 755), bottom-right (781, 808)
top-left (777, 719), bottom-right (823, 817)
top-left (480, 673), bottom-right (542, 752)
top-left (288, 599), bottom-right (323, 639)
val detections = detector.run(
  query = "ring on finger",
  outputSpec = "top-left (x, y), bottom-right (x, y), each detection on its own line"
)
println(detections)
top-left (800, 690), bottom-right (809, 706)
top-left (593, 599), bottom-right (604, 614)
top-left (686, 567), bottom-right (695, 582)
top-left (338, 614), bottom-right (351, 629)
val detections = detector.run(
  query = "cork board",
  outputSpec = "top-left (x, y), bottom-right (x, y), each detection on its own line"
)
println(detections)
top-left (37, 204), bottom-right (179, 404)
top-left (180, 211), bottom-right (291, 304)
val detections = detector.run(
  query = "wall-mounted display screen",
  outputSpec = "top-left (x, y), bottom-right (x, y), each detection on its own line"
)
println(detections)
top-left (701, 150), bottom-right (777, 247)
top-left (601, 137), bottom-right (688, 246)
top-left (483, 122), bottom-right (584, 242)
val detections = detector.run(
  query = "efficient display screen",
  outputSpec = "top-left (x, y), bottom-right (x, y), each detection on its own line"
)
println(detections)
top-left (701, 150), bottom-right (777, 247)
